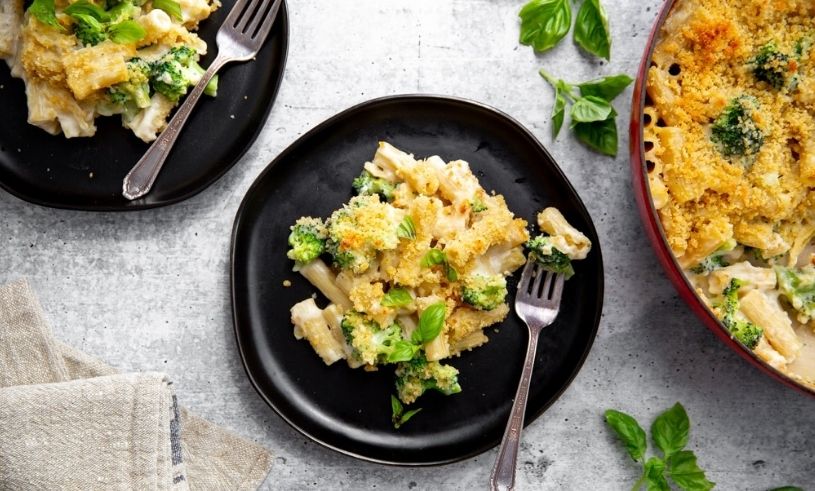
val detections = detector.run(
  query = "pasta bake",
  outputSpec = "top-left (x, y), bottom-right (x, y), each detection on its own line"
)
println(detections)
top-left (644, 0), bottom-right (815, 383)
top-left (0, 0), bottom-right (219, 143)
top-left (286, 142), bottom-right (591, 415)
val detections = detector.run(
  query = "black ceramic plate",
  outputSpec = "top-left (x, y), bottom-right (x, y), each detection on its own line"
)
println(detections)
top-left (0, 1), bottom-right (288, 211)
top-left (231, 95), bottom-right (604, 465)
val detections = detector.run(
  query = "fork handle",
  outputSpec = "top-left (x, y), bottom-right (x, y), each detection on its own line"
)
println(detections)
top-left (122, 55), bottom-right (230, 200)
top-left (489, 327), bottom-right (541, 491)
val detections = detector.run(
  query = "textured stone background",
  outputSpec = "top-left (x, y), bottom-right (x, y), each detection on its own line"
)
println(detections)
top-left (2, 0), bottom-right (814, 489)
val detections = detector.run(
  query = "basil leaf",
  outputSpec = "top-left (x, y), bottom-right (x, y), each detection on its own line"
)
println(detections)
top-left (390, 394), bottom-right (403, 419)
top-left (667, 450), bottom-right (714, 491)
top-left (107, 20), bottom-right (146, 44)
top-left (28, 0), bottom-right (64, 30)
top-left (410, 329), bottom-right (423, 344)
top-left (518, 0), bottom-right (571, 53)
top-left (604, 409), bottom-right (647, 462)
top-left (573, 117), bottom-right (618, 157)
top-left (421, 249), bottom-right (446, 268)
top-left (417, 302), bottom-right (446, 342)
top-left (570, 95), bottom-right (613, 124)
top-left (768, 488), bottom-right (804, 491)
top-left (152, 0), bottom-right (183, 21)
top-left (644, 457), bottom-right (670, 491)
top-left (398, 408), bottom-right (422, 428)
top-left (397, 216), bottom-right (416, 240)
top-left (381, 288), bottom-right (412, 308)
top-left (64, 0), bottom-right (110, 21)
top-left (552, 84), bottom-right (567, 138)
top-left (578, 74), bottom-right (633, 101)
top-left (387, 340), bottom-right (419, 363)
top-left (445, 264), bottom-right (458, 282)
top-left (651, 402), bottom-right (690, 459)
top-left (573, 0), bottom-right (611, 60)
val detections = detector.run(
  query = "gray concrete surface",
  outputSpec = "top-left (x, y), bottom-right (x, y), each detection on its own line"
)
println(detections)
top-left (2, 0), bottom-right (813, 489)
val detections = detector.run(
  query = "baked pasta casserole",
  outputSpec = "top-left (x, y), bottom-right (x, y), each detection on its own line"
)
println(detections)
top-left (286, 142), bottom-right (591, 407)
top-left (645, 0), bottom-right (815, 383)
top-left (0, 0), bottom-right (219, 142)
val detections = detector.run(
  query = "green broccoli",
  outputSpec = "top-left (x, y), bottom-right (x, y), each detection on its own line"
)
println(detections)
top-left (352, 170), bottom-right (395, 202)
top-left (775, 266), bottom-right (815, 322)
top-left (395, 355), bottom-right (462, 405)
top-left (750, 42), bottom-right (797, 90)
top-left (340, 312), bottom-right (419, 365)
top-left (287, 217), bottom-right (327, 264)
top-left (710, 96), bottom-right (764, 159)
top-left (461, 273), bottom-right (507, 311)
top-left (150, 46), bottom-right (218, 102)
top-left (719, 279), bottom-right (763, 349)
top-left (525, 235), bottom-right (575, 278)
top-left (325, 195), bottom-right (401, 273)
top-left (470, 197), bottom-right (488, 212)
top-left (72, 13), bottom-right (107, 46)
top-left (690, 239), bottom-right (736, 274)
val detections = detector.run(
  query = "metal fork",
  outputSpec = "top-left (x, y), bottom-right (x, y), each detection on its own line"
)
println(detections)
top-left (122, 0), bottom-right (283, 200)
top-left (490, 262), bottom-right (565, 491)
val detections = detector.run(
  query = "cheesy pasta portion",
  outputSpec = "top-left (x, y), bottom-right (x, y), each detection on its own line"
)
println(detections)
top-left (645, 0), bottom-right (815, 383)
top-left (0, 0), bottom-right (218, 143)
top-left (287, 142), bottom-right (591, 407)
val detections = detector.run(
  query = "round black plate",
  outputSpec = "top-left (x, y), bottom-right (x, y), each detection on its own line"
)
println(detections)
top-left (0, 1), bottom-right (288, 211)
top-left (230, 95), bottom-right (604, 465)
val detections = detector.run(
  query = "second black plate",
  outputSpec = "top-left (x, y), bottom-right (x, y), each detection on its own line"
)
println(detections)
top-left (231, 95), bottom-right (604, 465)
top-left (0, 0), bottom-right (288, 210)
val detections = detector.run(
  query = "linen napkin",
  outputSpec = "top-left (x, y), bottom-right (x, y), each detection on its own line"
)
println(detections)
top-left (0, 279), bottom-right (273, 490)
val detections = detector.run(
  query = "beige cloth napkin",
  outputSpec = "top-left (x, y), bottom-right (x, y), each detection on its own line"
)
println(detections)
top-left (0, 279), bottom-right (273, 490)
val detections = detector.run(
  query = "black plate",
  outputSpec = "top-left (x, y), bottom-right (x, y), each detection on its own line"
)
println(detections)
top-left (230, 95), bottom-right (604, 465)
top-left (0, 1), bottom-right (289, 211)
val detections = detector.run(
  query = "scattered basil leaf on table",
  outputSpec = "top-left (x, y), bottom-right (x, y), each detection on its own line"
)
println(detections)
top-left (108, 20), bottom-right (146, 44)
top-left (573, 0), bottom-right (611, 60)
top-left (604, 403), bottom-right (714, 491)
top-left (768, 487), bottom-right (804, 491)
top-left (152, 0), bottom-right (184, 21)
top-left (651, 402), bottom-right (690, 459)
top-left (518, 0), bottom-right (572, 53)
top-left (380, 288), bottom-right (412, 308)
top-left (577, 74), bottom-right (634, 100)
top-left (551, 82), bottom-right (568, 137)
top-left (28, 0), bottom-right (64, 30)
top-left (603, 409), bottom-right (647, 462)
top-left (569, 95), bottom-right (613, 124)
top-left (573, 116), bottom-right (618, 157)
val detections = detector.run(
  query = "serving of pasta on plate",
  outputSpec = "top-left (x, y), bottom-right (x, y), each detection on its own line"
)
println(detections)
top-left (0, 0), bottom-right (219, 143)
top-left (285, 142), bottom-right (591, 422)
top-left (644, 0), bottom-right (815, 384)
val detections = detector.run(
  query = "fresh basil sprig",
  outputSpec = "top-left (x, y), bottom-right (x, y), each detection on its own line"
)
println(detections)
top-left (518, 0), bottom-right (571, 53)
top-left (391, 395), bottom-right (421, 429)
top-left (420, 249), bottom-right (458, 281)
top-left (573, 0), bottom-right (611, 60)
top-left (604, 403), bottom-right (714, 491)
top-left (539, 69), bottom-right (631, 156)
top-left (27, 0), bottom-right (64, 30)
top-left (64, 0), bottom-right (110, 21)
top-left (397, 216), bottom-right (416, 240)
top-left (107, 20), bottom-right (146, 44)
top-left (152, 0), bottom-right (183, 22)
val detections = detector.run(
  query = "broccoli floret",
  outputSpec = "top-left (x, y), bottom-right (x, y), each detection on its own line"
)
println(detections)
top-left (72, 13), bottom-right (107, 46)
top-left (352, 170), bottom-right (395, 202)
top-left (719, 279), bottom-right (763, 349)
top-left (750, 42), bottom-right (797, 90)
top-left (470, 197), bottom-right (488, 212)
top-left (150, 46), bottom-right (218, 102)
top-left (775, 266), bottom-right (815, 322)
top-left (461, 273), bottom-right (507, 311)
top-left (287, 217), bottom-right (326, 264)
top-left (108, 58), bottom-right (151, 111)
top-left (325, 195), bottom-right (400, 273)
top-left (710, 96), bottom-right (764, 159)
top-left (340, 312), bottom-right (418, 365)
top-left (526, 235), bottom-right (575, 278)
top-left (690, 239), bottom-right (736, 274)
top-left (395, 356), bottom-right (462, 404)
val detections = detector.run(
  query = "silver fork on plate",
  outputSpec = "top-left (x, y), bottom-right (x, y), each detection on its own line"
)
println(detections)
top-left (489, 261), bottom-right (565, 491)
top-left (122, 0), bottom-right (283, 200)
